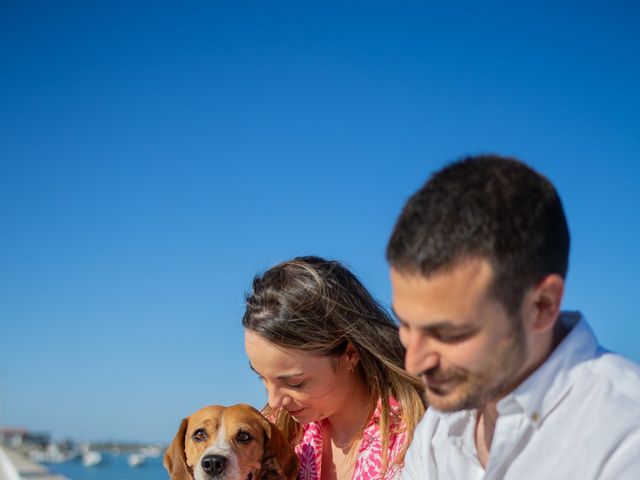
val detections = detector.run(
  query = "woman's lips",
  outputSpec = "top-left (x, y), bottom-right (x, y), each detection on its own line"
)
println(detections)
top-left (287, 407), bottom-right (305, 416)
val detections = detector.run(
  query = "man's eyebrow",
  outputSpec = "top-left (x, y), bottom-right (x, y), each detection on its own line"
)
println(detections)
top-left (390, 307), bottom-right (473, 331)
top-left (424, 321), bottom-right (472, 331)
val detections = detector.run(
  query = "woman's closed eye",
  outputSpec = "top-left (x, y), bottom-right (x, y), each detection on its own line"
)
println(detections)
top-left (285, 380), bottom-right (306, 389)
top-left (253, 372), bottom-right (305, 389)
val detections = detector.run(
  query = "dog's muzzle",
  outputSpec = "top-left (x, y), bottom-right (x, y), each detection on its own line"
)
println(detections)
top-left (201, 454), bottom-right (228, 476)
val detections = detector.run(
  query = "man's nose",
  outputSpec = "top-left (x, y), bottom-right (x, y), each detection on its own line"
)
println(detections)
top-left (404, 332), bottom-right (439, 376)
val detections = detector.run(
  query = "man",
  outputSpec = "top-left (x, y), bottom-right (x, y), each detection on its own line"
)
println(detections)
top-left (387, 155), bottom-right (640, 479)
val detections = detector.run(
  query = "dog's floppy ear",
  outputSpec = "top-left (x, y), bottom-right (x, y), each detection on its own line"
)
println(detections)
top-left (258, 416), bottom-right (299, 480)
top-left (163, 418), bottom-right (192, 480)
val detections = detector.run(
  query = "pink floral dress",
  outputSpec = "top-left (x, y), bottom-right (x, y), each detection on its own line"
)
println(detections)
top-left (295, 399), bottom-right (407, 480)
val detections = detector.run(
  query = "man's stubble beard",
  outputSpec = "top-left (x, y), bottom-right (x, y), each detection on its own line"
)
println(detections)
top-left (424, 317), bottom-right (528, 413)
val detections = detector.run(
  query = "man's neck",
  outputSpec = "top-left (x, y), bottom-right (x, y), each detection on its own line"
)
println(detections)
top-left (475, 402), bottom-right (499, 468)
top-left (473, 320), bottom-right (569, 468)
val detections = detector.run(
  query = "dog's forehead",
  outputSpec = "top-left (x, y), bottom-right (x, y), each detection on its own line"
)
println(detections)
top-left (187, 405), bottom-right (225, 432)
top-left (186, 404), bottom-right (265, 433)
top-left (221, 404), bottom-right (267, 433)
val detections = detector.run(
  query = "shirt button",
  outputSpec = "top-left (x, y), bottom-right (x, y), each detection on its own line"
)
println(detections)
top-left (531, 412), bottom-right (540, 422)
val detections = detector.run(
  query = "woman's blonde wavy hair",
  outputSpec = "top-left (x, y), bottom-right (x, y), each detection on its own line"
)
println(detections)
top-left (242, 256), bottom-right (426, 474)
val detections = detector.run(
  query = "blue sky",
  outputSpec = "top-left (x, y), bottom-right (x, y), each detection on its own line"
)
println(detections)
top-left (1, 1), bottom-right (639, 443)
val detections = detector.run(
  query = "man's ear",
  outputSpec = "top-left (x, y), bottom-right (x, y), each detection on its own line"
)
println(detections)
top-left (163, 418), bottom-right (192, 480)
top-left (258, 416), bottom-right (299, 480)
top-left (527, 274), bottom-right (565, 333)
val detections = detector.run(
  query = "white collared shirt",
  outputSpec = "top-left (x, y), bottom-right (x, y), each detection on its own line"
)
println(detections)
top-left (401, 312), bottom-right (640, 480)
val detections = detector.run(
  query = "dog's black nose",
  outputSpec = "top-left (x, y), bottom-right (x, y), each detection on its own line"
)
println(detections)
top-left (201, 454), bottom-right (228, 476)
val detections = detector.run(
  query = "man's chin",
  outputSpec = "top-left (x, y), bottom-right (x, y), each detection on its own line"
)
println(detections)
top-left (425, 386), bottom-right (473, 412)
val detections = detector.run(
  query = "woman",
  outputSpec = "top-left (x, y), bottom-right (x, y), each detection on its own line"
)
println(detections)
top-left (243, 256), bottom-right (426, 479)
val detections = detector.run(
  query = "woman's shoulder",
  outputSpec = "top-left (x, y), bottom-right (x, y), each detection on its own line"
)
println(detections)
top-left (352, 397), bottom-right (409, 479)
top-left (369, 397), bottom-right (406, 429)
top-left (362, 397), bottom-right (407, 441)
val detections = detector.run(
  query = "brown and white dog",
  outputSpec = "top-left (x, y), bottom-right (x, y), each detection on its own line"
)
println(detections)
top-left (163, 404), bottom-right (298, 480)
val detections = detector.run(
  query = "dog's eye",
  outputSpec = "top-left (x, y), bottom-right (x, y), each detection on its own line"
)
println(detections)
top-left (236, 430), bottom-right (253, 444)
top-left (192, 429), bottom-right (208, 442)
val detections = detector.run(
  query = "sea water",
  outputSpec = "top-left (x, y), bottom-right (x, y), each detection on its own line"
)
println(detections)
top-left (44, 452), bottom-right (167, 480)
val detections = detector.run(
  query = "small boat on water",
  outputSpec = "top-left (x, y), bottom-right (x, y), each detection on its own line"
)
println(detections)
top-left (29, 442), bottom-right (78, 463)
top-left (82, 450), bottom-right (103, 467)
top-left (128, 453), bottom-right (146, 467)
top-left (140, 445), bottom-right (161, 457)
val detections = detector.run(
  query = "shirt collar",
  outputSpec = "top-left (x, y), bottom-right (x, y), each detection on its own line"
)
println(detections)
top-left (437, 311), bottom-right (597, 434)
top-left (503, 311), bottom-right (597, 428)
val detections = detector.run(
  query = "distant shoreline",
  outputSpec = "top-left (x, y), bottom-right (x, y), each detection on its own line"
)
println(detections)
top-left (0, 445), bottom-right (68, 480)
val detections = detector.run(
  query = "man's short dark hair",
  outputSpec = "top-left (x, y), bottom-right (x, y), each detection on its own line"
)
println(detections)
top-left (387, 154), bottom-right (570, 315)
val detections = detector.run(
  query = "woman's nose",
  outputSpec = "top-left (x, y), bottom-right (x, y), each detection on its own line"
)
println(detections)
top-left (266, 384), bottom-right (291, 410)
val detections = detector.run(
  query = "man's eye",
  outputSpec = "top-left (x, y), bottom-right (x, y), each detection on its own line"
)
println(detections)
top-left (192, 429), bottom-right (208, 442)
top-left (236, 431), bottom-right (253, 444)
top-left (437, 332), bottom-right (473, 343)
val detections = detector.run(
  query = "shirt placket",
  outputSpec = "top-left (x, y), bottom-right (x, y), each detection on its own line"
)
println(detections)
top-left (483, 410), bottom-right (529, 480)
top-left (447, 411), bottom-right (484, 480)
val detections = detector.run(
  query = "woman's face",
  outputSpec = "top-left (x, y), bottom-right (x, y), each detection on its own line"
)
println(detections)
top-left (244, 330), bottom-right (358, 424)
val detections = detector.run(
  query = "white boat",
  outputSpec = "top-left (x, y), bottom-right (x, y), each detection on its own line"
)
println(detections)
top-left (82, 451), bottom-right (102, 467)
top-left (29, 444), bottom-right (77, 463)
top-left (128, 453), bottom-right (146, 467)
top-left (140, 446), bottom-right (161, 457)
